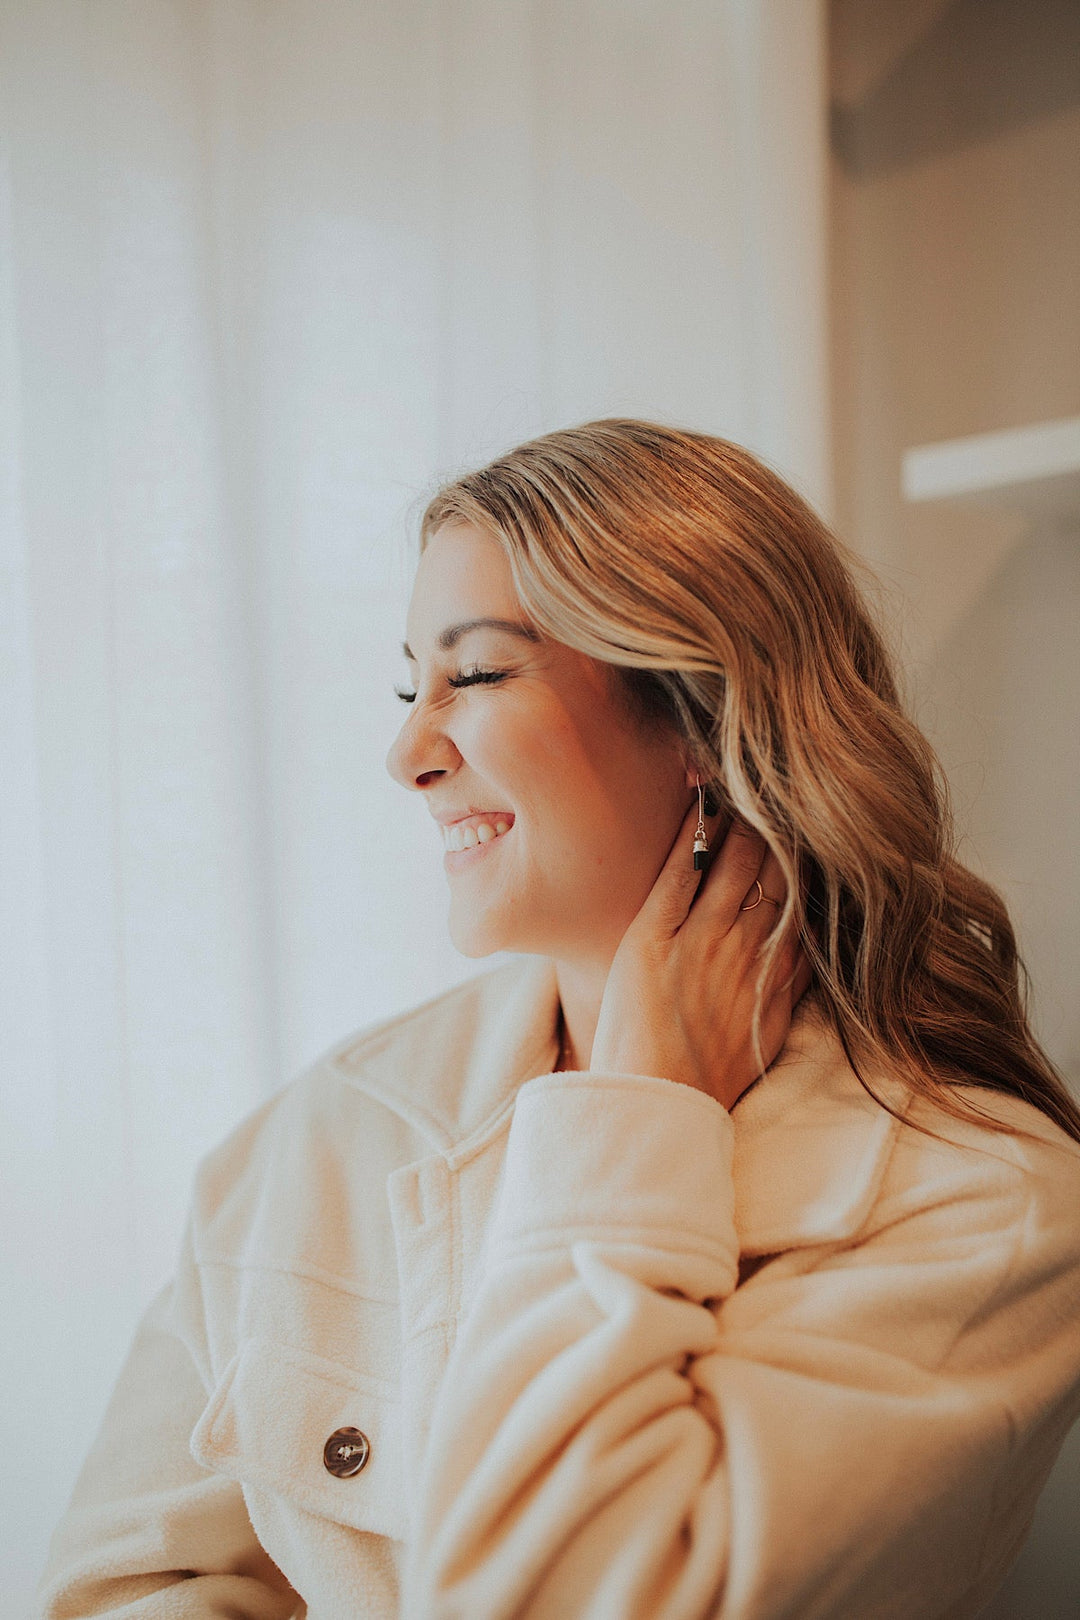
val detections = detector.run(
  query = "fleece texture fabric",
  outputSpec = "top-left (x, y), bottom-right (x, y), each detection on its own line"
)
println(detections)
top-left (36, 952), bottom-right (1080, 1619)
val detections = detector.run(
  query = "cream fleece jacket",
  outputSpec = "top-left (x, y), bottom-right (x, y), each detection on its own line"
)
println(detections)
top-left (37, 953), bottom-right (1080, 1619)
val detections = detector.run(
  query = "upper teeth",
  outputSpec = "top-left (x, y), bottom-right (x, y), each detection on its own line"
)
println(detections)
top-left (443, 819), bottom-right (512, 852)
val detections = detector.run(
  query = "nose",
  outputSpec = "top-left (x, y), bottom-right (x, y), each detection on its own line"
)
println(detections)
top-left (385, 701), bottom-right (459, 792)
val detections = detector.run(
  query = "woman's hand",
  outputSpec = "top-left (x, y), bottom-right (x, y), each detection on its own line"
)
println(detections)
top-left (590, 798), bottom-right (813, 1111)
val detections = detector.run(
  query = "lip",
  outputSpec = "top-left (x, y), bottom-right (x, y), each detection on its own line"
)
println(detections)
top-left (432, 808), bottom-right (516, 829)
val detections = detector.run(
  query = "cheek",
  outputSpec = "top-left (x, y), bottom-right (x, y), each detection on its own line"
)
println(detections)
top-left (476, 702), bottom-right (590, 783)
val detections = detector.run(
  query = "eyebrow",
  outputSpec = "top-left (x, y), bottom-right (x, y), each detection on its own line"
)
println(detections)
top-left (401, 618), bottom-right (543, 663)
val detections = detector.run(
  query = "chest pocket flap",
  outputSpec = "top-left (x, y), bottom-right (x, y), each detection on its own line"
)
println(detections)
top-left (191, 1336), bottom-right (406, 1544)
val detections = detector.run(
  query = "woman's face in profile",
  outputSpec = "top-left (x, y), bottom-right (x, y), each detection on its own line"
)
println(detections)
top-left (386, 522), bottom-right (693, 964)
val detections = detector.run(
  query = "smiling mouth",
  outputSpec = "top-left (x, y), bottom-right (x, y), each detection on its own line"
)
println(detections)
top-left (443, 822), bottom-right (514, 863)
top-left (442, 817), bottom-right (514, 853)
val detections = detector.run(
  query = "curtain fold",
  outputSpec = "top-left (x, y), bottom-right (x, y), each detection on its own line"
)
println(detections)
top-left (0, 1), bottom-right (829, 1601)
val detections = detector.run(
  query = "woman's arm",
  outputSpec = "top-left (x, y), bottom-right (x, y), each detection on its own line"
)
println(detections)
top-left (36, 1266), bottom-right (299, 1619)
top-left (402, 1069), bottom-right (1080, 1619)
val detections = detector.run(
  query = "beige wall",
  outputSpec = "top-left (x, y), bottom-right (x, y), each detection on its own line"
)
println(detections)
top-left (829, 0), bottom-right (1080, 1084)
top-left (828, 3), bottom-right (1080, 1613)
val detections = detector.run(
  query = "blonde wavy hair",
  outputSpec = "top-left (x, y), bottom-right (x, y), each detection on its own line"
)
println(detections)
top-left (419, 418), bottom-right (1080, 1148)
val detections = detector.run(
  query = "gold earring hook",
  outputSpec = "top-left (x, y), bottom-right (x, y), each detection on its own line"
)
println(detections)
top-left (693, 774), bottom-right (709, 870)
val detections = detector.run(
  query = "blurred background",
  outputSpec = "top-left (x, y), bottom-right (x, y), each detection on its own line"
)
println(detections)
top-left (1, 1), bottom-right (1077, 1612)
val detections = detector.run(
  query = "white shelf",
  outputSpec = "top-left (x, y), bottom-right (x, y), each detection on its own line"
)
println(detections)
top-left (901, 415), bottom-right (1080, 527)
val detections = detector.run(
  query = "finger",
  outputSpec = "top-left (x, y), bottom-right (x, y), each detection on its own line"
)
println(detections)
top-left (694, 814), bottom-right (768, 931)
top-left (636, 794), bottom-right (715, 939)
top-left (744, 844), bottom-right (788, 922)
top-left (761, 948), bottom-right (813, 1026)
top-left (743, 843), bottom-right (814, 983)
top-left (753, 946), bottom-right (814, 1076)
top-left (752, 847), bottom-right (807, 980)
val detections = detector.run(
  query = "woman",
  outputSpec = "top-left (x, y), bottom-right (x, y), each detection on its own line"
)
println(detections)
top-left (39, 419), bottom-right (1080, 1619)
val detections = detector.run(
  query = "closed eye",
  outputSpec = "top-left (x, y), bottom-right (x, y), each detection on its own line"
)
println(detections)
top-left (394, 667), bottom-right (509, 704)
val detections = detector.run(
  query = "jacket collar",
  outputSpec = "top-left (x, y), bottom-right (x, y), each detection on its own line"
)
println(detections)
top-left (729, 996), bottom-right (909, 1255)
top-left (332, 954), bottom-right (909, 1257)
top-left (329, 954), bottom-right (561, 1155)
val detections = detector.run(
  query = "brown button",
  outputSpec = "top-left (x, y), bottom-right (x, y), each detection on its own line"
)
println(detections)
top-left (323, 1426), bottom-right (370, 1478)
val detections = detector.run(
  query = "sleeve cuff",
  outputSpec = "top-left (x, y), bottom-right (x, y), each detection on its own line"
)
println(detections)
top-left (491, 1070), bottom-right (737, 1269)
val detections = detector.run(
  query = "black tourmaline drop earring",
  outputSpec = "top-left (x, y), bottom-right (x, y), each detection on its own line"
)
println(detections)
top-left (693, 775), bottom-right (710, 871)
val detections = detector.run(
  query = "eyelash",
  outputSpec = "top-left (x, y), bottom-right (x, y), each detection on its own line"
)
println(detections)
top-left (394, 666), bottom-right (508, 704)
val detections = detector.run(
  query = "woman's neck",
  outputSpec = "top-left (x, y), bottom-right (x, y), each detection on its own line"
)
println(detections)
top-left (552, 958), bottom-right (608, 1074)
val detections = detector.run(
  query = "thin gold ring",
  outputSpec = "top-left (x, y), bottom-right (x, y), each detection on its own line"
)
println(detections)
top-left (739, 878), bottom-right (782, 912)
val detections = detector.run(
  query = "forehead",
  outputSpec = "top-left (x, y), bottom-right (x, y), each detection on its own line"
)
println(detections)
top-left (407, 524), bottom-right (520, 634)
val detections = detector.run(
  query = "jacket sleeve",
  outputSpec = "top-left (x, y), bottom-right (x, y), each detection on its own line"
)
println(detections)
top-left (35, 1243), bottom-right (299, 1619)
top-left (402, 1070), bottom-right (1080, 1620)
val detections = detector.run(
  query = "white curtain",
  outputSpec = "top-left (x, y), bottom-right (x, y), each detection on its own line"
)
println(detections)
top-left (0, 0), bottom-right (829, 1600)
